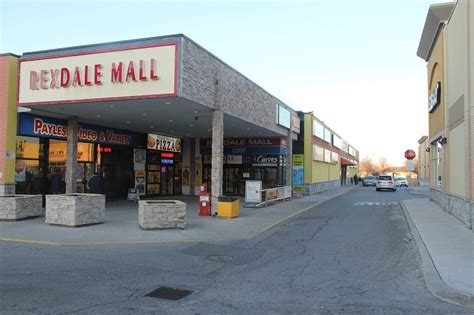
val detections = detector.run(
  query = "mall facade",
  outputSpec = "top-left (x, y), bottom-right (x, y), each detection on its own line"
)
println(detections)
top-left (417, 0), bottom-right (473, 229)
top-left (0, 34), bottom-right (358, 212)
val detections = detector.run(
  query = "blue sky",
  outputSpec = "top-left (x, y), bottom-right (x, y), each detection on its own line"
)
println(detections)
top-left (1, 0), bottom-right (444, 165)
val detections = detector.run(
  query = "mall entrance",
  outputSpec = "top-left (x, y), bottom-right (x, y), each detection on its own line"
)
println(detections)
top-left (99, 146), bottom-right (134, 200)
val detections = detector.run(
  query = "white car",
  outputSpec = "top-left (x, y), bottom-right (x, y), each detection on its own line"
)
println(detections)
top-left (396, 178), bottom-right (408, 187)
top-left (376, 175), bottom-right (397, 192)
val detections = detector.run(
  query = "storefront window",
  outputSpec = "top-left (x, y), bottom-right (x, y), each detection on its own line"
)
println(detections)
top-left (433, 142), bottom-right (443, 187)
top-left (16, 136), bottom-right (44, 159)
top-left (15, 136), bottom-right (46, 195)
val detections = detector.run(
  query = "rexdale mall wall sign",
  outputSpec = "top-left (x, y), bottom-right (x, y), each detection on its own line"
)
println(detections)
top-left (18, 42), bottom-right (178, 105)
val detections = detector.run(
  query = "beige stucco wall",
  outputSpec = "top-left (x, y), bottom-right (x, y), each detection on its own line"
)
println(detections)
top-left (445, 0), bottom-right (471, 199)
top-left (469, 0), bottom-right (474, 200)
top-left (449, 124), bottom-right (466, 196)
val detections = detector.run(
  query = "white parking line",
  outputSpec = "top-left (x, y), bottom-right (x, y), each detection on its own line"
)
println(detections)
top-left (354, 202), bottom-right (399, 206)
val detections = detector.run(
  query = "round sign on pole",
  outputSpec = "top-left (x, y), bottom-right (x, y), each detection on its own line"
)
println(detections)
top-left (404, 149), bottom-right (416, 160)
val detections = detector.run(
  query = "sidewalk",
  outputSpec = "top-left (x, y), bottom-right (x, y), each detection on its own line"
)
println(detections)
top-left (401, 198), bottom-right (474, 308)
top-left (0, 186), bottom-right (354, 246)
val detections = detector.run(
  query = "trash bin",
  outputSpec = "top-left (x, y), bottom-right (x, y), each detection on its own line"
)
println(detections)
top-left (217, 195), bottom-right (240, 218)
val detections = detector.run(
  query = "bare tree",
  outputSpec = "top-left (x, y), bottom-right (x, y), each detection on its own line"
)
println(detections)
top-left (376, 157), bottom-right (392, 174)
top-left (359, 156), bottom-right (376, 175)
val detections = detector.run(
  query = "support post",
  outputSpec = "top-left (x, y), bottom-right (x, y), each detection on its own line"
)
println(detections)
top-left (65, 119), bottom-right (78, 194)
top-left (211, 109), bottom-right (224, 215)
top-left (286, 129), bottom-right (293, 187)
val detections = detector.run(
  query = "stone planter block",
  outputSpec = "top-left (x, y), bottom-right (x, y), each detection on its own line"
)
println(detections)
top-left (138, 200), bottom-right (186, 230)
top-left (0, 195), bottom-right (42, 220)
top-left (46, 194), bottom-right (105, 227)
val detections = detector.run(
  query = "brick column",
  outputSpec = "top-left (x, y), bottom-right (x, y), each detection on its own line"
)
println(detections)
top-left (65, 119), bottom-right (78, 194)
top-left (211, 109), bottom-right (223, 215)
top-left (0, 54), bottom-right (18, 195)
top-left (286, 130), bottom-right (293, 186)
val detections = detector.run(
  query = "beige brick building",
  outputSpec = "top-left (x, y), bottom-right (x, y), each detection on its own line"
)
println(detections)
top-left (417, 1), bottom-right (474, 230)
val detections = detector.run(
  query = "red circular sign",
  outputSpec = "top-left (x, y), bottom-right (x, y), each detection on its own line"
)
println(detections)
top-left (405, 149), bottom-right (416, 160)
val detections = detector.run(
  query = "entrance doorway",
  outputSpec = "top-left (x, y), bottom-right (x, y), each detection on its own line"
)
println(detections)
top-left (99, 146), bottom-right (134, 200)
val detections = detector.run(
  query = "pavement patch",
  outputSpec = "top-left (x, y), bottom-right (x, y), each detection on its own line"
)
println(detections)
top-left (182, 242), bottom-right (264, 265)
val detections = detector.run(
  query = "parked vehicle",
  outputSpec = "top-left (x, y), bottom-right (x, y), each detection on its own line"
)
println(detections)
top-left (395, 178), bottom-right (408, 187)
top-left (363, 176), bottom-right (377, 186)
top-left (376, 175), bottom-right (397, 192)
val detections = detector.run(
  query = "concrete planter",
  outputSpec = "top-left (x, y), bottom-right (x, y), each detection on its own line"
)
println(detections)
top-left (0, 195), bottom-right (42, 220)
top-left (46, 194), bottom-right (105, 227)
top-left (138, 200), bottom-right (186, 230)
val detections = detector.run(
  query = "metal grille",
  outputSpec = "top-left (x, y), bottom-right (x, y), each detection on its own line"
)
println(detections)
top-left (145, 287), bottom-right (193, 300)
top-left (206, 255), bottom-right (234, 263)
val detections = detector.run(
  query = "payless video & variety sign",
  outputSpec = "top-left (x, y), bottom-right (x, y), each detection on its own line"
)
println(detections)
top-left (19, 113), bottom-right (139, 146)
top-left (18, 42), bottom-right (178, 105)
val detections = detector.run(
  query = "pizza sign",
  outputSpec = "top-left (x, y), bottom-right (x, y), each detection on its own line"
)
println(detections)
top-left (147, 133), bottom-right (182, 152)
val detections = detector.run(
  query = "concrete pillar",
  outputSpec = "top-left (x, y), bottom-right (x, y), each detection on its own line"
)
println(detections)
top-left (211, 109), bottom-right (224, 215)
top-left (286, 130), bottom-right (293, 187)
top-left (189, 138), bottom-right (196, 195)
top-left (65, 119), bottom-right (78, 194)
top-left (0, 54), bottom-right (18, 195)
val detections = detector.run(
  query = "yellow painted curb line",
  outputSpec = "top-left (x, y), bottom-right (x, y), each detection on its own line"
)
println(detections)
top-left (0, 237), bottom-right (62, 246)
top-left (63, 239), bottom-right (197, 246)
top-left (0, 237), bottom-right (197, 246)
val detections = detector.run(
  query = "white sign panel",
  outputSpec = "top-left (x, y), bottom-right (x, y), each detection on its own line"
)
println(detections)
top-left (245, 180), bottom-right (262, 203)
top-left (19, 43), bottom-right (177, 105)
top-left (406, 160), bottom-right (415, 172)
top-left (226, 155), bottom-right (242, 164)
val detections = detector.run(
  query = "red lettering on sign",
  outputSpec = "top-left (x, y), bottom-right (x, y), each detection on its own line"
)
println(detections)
top-left (150, 58), bottom-right (158, 80)
top-left (126, 61), bottom-right (136, 82)
top-left (111, 62), bottom-right (123, 83)
top-left (30, 71), bottom-right (39, 90)
top-left (72, 66), bottom-right (82, 86)
top-left (94, 64), bottom-right (102, 85)
top-left (84, 65), bottom-right (92, 85)
top-left (34, 118), bottom-right (43, 134)
top-left (139, 60), bottom-right (147, 81)
top-left (61, 68), bottom-right (71, 87)
top-left (50, 69), bottom-right (59, 89)
top-left (40, 70), bottom-right (49, 89)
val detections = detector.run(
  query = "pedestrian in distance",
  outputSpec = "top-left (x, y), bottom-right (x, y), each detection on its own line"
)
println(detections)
top-left (353, 174), bottom-right (358, 185)
top-left (88, 172), bottom-right (104, 194)
top-left (350, 177), bottom-right (354, 185)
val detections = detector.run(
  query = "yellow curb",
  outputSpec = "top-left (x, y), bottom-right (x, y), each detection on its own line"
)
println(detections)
top-left (62, 239), bottom-right (197, 246)
top-left (0, 236), bottom-right (198, 247)
top-left (0, 237), bottom-right (62, 246)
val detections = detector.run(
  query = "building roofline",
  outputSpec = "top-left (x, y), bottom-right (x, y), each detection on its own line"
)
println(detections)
top-left (21, 33), bottom-right (186, 57)
top-left (417, 2), bottom-right (455, 61)
top-left (19, 33), bottom-right (300, 115)
top-left (418, 135), bottom-right (429, 144)
top-left (0, 53), bottom-right (20, 58)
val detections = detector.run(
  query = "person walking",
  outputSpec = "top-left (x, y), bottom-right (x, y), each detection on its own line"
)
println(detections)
top-left (49, 168), bottom-right (63, 194)
top-left (353, 174), bottom-right (358, 185)
top-left (88, 172), bottom-right (104, 194)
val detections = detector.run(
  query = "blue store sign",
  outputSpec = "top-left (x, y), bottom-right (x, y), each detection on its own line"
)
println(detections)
top-left (18, 113), bottom-right (140, 147)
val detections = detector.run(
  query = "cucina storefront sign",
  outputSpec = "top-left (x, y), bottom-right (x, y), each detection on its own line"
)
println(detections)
top-left (18, 42), bottom-right (178, 105)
